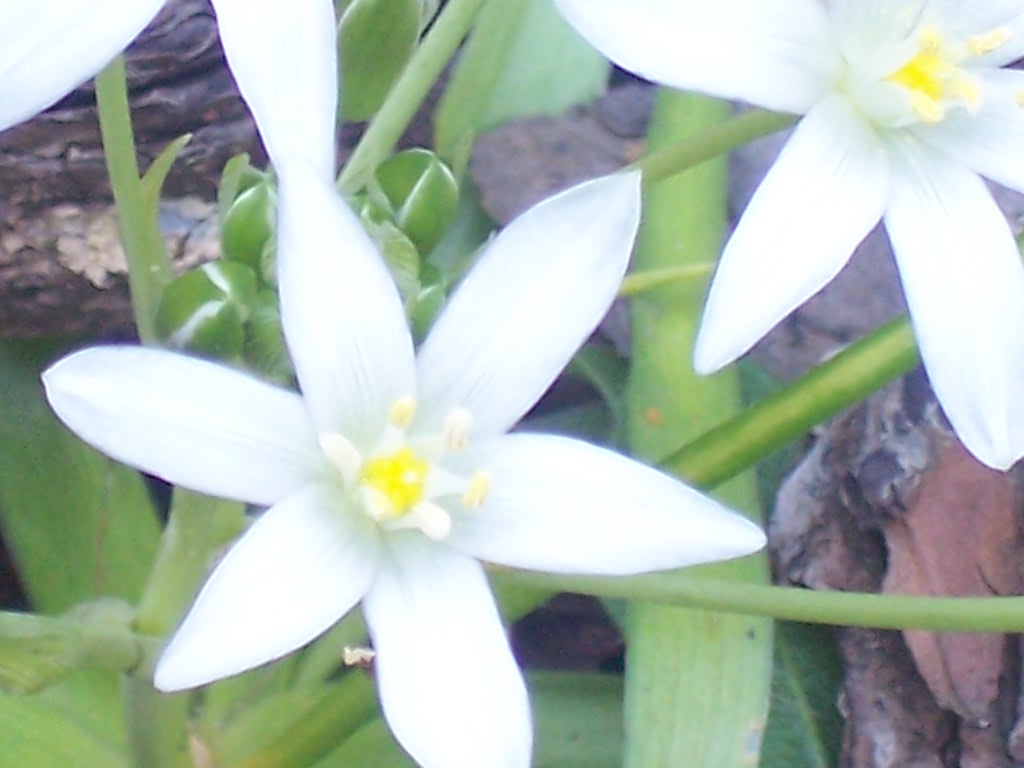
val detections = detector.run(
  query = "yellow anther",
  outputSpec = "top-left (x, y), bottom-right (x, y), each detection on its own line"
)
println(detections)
top-left (461, 471), bottom-right (492, 509)
top-left (967, 28), bottom-right (1011, 57)
top-left (918, 26), bottom-right (944, 52)
top-left (342, 646), bottom-right (375, 666)
top-left (388, 396), bottom-right (417, 429)
top-left (442, 408), bottom-right (473, 453)
top-left (949, 77), bottom-right (982, 112)
top-left (908, 92), bottom-right (945, 123)
top-left (1016, 90), bottom-right (1024, 108)
top-left (360, 447), bottom-right (429, 515)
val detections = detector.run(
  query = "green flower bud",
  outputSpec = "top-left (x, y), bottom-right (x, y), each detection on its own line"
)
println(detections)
top-left (221, 180), bottom-right (277, 272)
top-left (373, 149), bottom-right (459, 256)
top-left (338, 0), bottom-right (420, 121)
top-left (408, 277), bottom-right (447, 342)
top-left (155, 262), bottom-right (258, 362)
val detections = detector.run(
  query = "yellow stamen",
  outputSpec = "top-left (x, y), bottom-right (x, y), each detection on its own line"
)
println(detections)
top-left (409, 502), bottom-right (452, 541)
top-left (319, 433), bottom-right (362, 482)
top-left (462, 471), bottom-right (492, 509)
top-left (342, 646), bottom-right (375, 666)
top-left (388, 396), bottom-right (417, 429)
top-left (967, 28), bottom-right (1011, 57)
top-left (442, 408), bottom-right (473, 453)
top-left (908, 92), bottom-right (945, 123)
top-left (885, 25), bottom-right (994, 123)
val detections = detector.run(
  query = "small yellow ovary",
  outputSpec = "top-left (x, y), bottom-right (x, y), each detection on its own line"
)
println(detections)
top-left (361, 447), bottom-right (429, 515)
top-left (886, 25), bottom-right (1010, 123)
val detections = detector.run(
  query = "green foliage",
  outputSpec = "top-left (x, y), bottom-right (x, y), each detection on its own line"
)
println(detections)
top-left (155, 262), bottom-right (259, 362)
top-left (338, 0), bottom-right (421, 121)
top-left (372, 148), bottom-right (460, 256)
top-left (761, 623), bottom-right (844, 768)
top-left (434, 0), bottom-right (608, 167)
top-left (0, 339), bottom-right (159, 613)
top-left (221, 180), bottom-right (277, 273)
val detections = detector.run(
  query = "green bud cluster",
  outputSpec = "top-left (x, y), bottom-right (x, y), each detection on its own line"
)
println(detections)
top-left (155, 156), bottom-right (289, 383)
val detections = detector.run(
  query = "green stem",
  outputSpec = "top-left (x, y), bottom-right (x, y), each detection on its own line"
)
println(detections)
top-left (127, 492), bottom-right (244, 768)
top-left (229, 674), bottom-right (379, 768)
top-left (503, 570), bottom-right (1024, 633)
top-left (630, 108), bottom-right (795, 185)
top-left (94, 57), bottom-right (173, 344)
top-left (338, 0), bottom-right (488, 195)
top-left (133, 491), bottom-right (246, 638)
top-left (669, 317), bottom-right (919, 488)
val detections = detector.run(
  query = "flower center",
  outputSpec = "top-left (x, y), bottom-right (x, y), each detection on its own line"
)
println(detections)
top-left (884, 25), bottom-right (1009, 123)
top-left (360, 447), bottom-right (428, 514)
top-left (318, 398), bottom-right (491, 542)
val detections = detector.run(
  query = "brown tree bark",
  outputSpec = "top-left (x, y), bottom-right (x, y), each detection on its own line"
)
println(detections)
top-left (0, 0), bottom-right (264, 338)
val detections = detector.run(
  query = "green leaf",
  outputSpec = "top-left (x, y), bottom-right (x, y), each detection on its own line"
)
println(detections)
top-left (0, 671), bottom-right (128, 767)
top-left (316, 672), bottom-right (624, 768)
top-left (0, 338), bottom-right (160, 613)
top-left (139, 134), bottom-right (192, 209)
top-left (532, 672), bottom-right (623, 768)
top-left (434, 0), bottom-right (608, 166)
top-left (761, 622), bottom-right (843, 768)
top-left (338, 0), bottom-right (421, 121)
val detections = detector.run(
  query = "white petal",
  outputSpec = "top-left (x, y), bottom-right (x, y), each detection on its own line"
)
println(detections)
top-left (364, 535), bottom-right (531, 768)
top-left (155, 484), bottom-right (379, 690)
top-left (828, 0), bottom-right (923, 74)
top-left (446, 434), bottom-right (765, 574)
top-left (694, 96), bottom-right (890, 373)
top-left (416, 173), bottom-right (640, 437)
top-left (42, 346), bottom-right (325, 506)
top-left (277, 160), bottom-right (415, 448)
top-left (552, 0), bottom-right (838, 114)
top-left (918, 69), bottom-right (1024, 194)
top-left (885, 143), bottom-right (1024, 470)
top-left (211, 0), bottom-right (337, 179)
top-left (0, 0), bottom-right (164, 133)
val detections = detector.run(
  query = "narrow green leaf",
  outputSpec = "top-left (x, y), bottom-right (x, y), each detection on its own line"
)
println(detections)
top-left (761, 623), bottom-right (843, 768)
top-left (0, 338), bottom-right (160, 613)
top-left (140, 134), bottom-right (193, 207)
top-left (434, 0), bottom-right (608, 163)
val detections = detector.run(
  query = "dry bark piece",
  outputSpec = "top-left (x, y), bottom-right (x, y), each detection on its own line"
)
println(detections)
top-left (882, 440), bottom-right (1024, 720)
top-left (773, 370), bottom-right (1024, 767)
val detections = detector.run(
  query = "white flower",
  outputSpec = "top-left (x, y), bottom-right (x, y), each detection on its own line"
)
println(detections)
top-left (0, 0), bottom-right (337, 178)
top-left (43, 164), bottom-right (765, 768)
top-left (554, 0), bottom-right (1024, 470)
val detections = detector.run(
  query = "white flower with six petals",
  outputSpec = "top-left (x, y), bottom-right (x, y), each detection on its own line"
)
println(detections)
top-left (553, 0), bottom-right (1024, 469)
top-left (44, 162), bottom-right (765, 768)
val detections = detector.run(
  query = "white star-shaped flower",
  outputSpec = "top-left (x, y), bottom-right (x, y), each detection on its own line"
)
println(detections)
top-left (43, 162), bottom-right (765, 768)
top-left (1, 0), bottom-right (336, 177)
top-left (554, 0), bottom-right (1024, 470)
